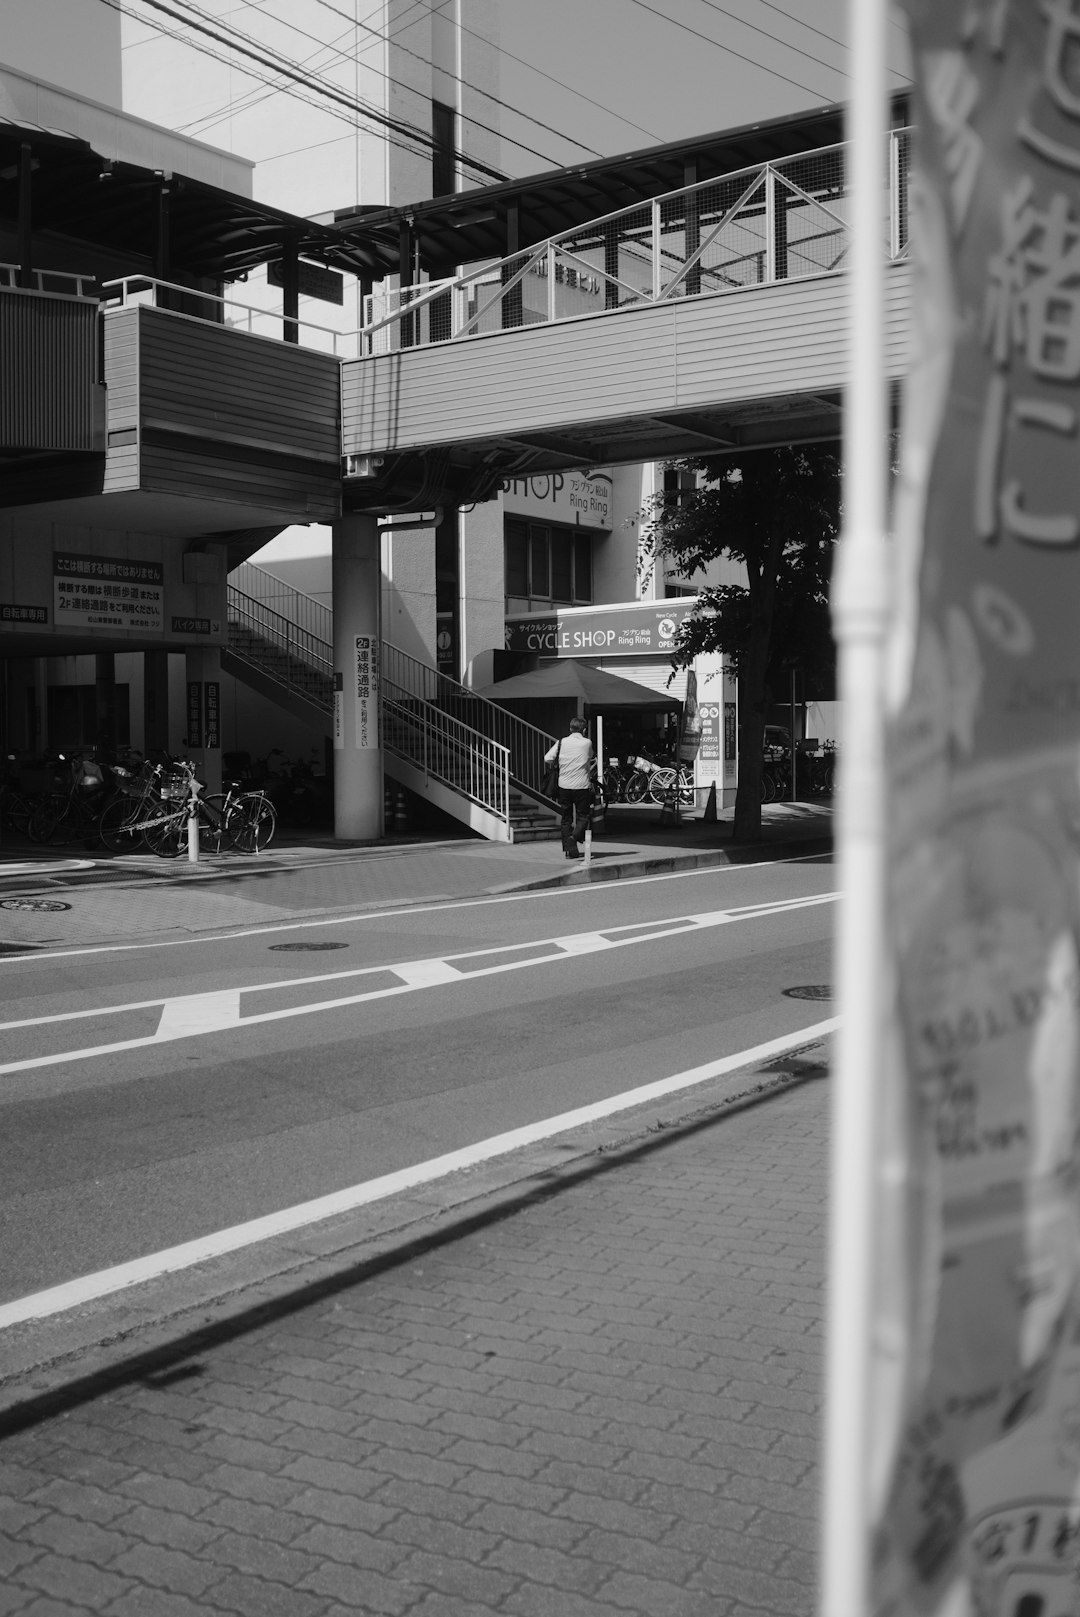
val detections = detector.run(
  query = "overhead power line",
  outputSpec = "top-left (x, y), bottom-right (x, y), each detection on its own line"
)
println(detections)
top-left (624, 0), bottom-right (834, 99)
top-left (162, 0), bottom-right (571, 170)
top-left (102, 0), bottom-right (511, 183)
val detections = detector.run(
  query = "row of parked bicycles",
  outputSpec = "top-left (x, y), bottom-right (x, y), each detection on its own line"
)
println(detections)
top-left (0, 750), bottom-right (277, 855)
top-left (601, 753), bottom-right (696, 807)
top-left (598, 738), bottom-right (837, 808)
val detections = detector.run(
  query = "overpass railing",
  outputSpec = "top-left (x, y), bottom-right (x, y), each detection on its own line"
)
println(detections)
top-left (360, 129), bottom-right (912, 355)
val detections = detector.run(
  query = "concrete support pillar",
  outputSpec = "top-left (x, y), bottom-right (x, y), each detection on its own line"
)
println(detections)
top-left (143, 650), bottom-right (170, 759)
top-left (94, 653), bottom-right (117, 758)
top-left (332, 513), bottom-right (383, 841)
top-left (183, 645), bottom-right (222, 794)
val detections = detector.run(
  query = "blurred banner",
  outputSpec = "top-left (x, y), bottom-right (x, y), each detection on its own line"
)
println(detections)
top-left (876, 3), bottom-right (1080, 1612)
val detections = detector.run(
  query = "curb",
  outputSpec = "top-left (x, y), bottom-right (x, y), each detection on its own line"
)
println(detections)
top-left (0, 1036), bottom-right (831, 1416)
top-left (501, 833), bottom-right (833, 893)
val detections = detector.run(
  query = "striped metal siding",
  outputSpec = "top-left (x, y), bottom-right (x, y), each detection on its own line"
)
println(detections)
top-left (103, 304), bottom-right (140, 491)
top-left (0, 287), bottom-right (101, 452)
top-left (342, 265), bottom-right (911, 456)
top-left (135, 306), bottom-right (342, 519)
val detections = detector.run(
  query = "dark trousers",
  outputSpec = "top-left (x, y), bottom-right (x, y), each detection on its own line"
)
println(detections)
top-left (558, 787), bottom-right (593, 853)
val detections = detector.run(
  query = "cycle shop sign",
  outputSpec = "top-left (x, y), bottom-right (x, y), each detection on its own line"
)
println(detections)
top-left (505, 600), bottom-right (699, 657)
top-left (54, 553), bottom-right (164, 633)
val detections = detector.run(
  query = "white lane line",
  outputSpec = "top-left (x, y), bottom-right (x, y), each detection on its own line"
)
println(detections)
top-left (0, 852), bottom-right (833, 964)
top-left (156, 990), bottom-right (241, 1039)
top-left (0, 1017), bottom-right (839, 1330)
top-left (0, 894), bottom-right (838, 1075)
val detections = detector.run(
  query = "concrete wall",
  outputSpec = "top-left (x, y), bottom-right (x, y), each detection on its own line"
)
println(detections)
top-left (2, 0), bottom-right (121, 107)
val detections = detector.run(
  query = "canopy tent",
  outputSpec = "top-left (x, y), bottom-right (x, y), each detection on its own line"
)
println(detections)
top-left (476, 660), bottom-right (681, 715)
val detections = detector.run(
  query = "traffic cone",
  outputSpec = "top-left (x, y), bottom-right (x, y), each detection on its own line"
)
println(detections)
top-left (704, 781), bottom-right (717, 822)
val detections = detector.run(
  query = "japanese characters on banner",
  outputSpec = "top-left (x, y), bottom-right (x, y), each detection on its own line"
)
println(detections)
top-left (878, 4), bottom-right (1080, 1613)
top-left (353, 636), bottom-right (378, 750)
top-left (54, 553), bottom-right (163, 632)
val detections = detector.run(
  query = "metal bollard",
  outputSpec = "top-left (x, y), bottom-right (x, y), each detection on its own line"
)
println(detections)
top-left (187, 795), bottom-right (199, 863)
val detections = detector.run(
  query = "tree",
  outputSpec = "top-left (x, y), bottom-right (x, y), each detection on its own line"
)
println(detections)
top-left (640, 443), bottom-right (841, 841)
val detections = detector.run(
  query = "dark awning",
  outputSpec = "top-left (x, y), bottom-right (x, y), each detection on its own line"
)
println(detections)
top-left (0, 116), bottom-right (400, 282)
top-left (333, 94), bottom-right (910, 277)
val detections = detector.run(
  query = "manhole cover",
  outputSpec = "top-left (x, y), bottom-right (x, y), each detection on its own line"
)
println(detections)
top-left (783, 984), bottom-right (832, 1001)
top-left (0, 898), bottom-right (72, 913)
top-left (268, 941), bottom-right (349, 952)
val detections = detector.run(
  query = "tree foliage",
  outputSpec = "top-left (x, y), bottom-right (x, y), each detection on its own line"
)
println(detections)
top-left (640, 442), bottom-right (841, 840)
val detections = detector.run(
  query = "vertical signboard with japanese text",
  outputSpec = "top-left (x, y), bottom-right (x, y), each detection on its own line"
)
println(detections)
top-left (353, 636), bottom-right (378, 750)
top-left (186, 682), bottom-right (202, 750)
top-left (203, 683), bottom-right (220, 751)
top-left (878, 5), bottom-right (1080, 1612)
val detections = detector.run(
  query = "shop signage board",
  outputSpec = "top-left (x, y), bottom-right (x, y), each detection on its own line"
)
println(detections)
top-left (505, 599), bottom-right (699, 657)
top-left (874, 5), bottom-right (1080, 1611)
top-left (53, 553), bottom-right (164, 633)
top-left (267, 257), bottom-right (344, 305)
top-left (500, 468), bottom-right (614, 530)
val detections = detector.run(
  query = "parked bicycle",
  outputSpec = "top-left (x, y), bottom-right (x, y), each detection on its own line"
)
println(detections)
top-left (99, 759), bottom-right (277, 856)
top-left (646, 762), bottom-right (695, 807)
top-left (26, 753), bottom-right (117, 846)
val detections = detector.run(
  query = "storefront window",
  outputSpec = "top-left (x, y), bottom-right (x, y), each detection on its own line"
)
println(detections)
top-left (505, 518), bottom-right (592, 613)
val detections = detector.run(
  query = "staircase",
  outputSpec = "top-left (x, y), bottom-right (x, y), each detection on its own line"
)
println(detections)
top-left (225, 567), bottom-right (562, 843)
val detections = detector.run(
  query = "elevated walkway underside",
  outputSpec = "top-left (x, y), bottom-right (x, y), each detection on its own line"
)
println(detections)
top-left (341, 137), bottom-right (911, 508)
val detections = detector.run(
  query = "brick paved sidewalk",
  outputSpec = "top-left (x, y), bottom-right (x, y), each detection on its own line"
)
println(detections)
top-left (0, 1077), bottom-right (827, 1616)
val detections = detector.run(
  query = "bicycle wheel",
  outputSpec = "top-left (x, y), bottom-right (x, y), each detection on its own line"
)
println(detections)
top-left (678, 769), bottom-right (695, 806)
top-left (761, 770), bottom-right (777, 804)
top-left (28, 793), bottom-right (65, 843)
top-left (624, 771), bottom-right (649, 803)
top-left (647, 769), bottom-right (674, 806)
top-left (227, 793), bottom-right (277, 853)
top-left (143, 808), bottom-right (187, 857)
top-left (197, 795), bottom-right (233, 854)
top-left (98, 797), bottom-right (146, 854)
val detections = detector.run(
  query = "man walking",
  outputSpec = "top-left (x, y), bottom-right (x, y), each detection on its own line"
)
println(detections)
top-left (544, 716), bottom-right (598, 860)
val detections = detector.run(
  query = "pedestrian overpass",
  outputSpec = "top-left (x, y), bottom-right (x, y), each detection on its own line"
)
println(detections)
top-left (338, 134), bottom-right (911, 510)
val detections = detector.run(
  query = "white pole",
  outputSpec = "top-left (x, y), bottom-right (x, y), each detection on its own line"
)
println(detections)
top-left (822, 0), bottom-right (890, 1613)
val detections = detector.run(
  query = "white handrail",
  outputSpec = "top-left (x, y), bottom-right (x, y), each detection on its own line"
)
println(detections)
top-left (357, 131), bottom-right (913, 355)
top-left (101, 275), bottom-right (349, 354)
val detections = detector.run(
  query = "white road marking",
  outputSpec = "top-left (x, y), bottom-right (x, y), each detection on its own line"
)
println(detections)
top-left (156, 990), bottom-right (241, 1039)
top-left (0, 1017), bottom-right (838, 1330)
top-left (0, 893), bottom-right (838, 1074)
top-left (0, 852), bottom-right (833, 964)
top-left (392, 960), bottom-right (463, 987)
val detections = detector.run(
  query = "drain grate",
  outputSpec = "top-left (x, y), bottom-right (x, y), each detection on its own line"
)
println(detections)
top-left (268, 941), bottom-right (349, 952)
top-left (783, 984), bottom-right (832, 1001)
top-left (1, 897), bottom-right (72, 913)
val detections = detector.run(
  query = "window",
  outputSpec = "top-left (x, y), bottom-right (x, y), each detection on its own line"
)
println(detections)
top-left (432, 101), bottom-right (456, 199)
top-left (505, 519), bottom-right (592, 613)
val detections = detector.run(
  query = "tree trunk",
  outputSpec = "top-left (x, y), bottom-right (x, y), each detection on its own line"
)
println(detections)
top-left (732, 614), bottom-right (772, 842)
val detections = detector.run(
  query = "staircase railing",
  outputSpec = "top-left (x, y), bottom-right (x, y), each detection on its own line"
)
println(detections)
top-left (225, 576), bottom-right (524, 829)
top-left (382, 696), bottom-right (510, 825)
top-left (226, 584), bottom-right (333, 707)
top-left (382, 642), bottom-right (558, 803)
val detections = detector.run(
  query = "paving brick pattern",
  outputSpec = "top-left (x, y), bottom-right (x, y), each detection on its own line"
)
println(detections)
top-left (0, 1080), bottom-right (828, 1615)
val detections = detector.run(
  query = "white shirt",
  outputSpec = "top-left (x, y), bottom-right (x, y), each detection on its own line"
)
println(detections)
top-left (545, 732), bottom-right (597, 790)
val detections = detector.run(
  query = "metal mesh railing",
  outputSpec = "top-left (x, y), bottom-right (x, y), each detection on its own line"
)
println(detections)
top-left (359, 130), bottom-right (912, 354)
